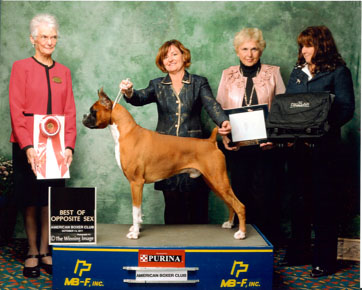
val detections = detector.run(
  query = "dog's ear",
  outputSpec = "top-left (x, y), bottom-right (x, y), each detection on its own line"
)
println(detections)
top-left (98, 87), bottom-right (112, 110)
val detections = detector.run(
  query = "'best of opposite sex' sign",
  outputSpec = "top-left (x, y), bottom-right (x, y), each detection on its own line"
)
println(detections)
top-left (49, 187), bottom-right (96, 244)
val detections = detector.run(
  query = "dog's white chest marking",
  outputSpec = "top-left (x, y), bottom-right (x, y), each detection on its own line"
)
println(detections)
top-left (109, 123), bottom-right (121, 169)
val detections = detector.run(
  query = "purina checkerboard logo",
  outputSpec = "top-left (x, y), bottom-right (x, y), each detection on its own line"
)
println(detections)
top-left (140, 254), bottom-right (148, 263)
top-left (138, 250), bottom-right (185, 268)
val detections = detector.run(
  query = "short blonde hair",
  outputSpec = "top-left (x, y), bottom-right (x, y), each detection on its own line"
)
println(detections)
top-left (30, 14), bottom-right (59, 40)
top-left (233, 28), bottom-right (266, 52)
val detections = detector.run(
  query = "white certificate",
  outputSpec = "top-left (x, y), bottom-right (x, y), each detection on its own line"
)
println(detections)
top-left (227, 105), bottom-right (268, 143)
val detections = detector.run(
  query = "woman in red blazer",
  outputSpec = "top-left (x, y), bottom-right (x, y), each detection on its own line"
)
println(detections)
top-left (9, 14), bottom-right (76, 278)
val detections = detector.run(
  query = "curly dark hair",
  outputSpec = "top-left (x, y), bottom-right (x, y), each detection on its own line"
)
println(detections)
top-left (296, 25), bottom-right (345, 73)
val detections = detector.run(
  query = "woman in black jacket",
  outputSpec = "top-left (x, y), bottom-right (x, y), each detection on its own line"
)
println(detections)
top-left (283, 26), bottom-right (355, 277)
top-left (120, 39), bottom-right (231, 225)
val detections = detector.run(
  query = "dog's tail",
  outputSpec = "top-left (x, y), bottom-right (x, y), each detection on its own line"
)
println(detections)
top-left (208, 127), bottom-right (218, 143)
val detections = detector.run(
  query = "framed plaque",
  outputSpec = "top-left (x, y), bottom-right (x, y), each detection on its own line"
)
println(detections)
top-left (225, 104), bottom-right (268, 146)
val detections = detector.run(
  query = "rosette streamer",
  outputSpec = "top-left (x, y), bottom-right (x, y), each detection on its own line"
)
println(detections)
top-left (37, 116), bottom-right (67, 178)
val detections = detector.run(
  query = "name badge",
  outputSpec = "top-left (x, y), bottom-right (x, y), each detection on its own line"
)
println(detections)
top-left (53, 76), bottom-right (62, 84)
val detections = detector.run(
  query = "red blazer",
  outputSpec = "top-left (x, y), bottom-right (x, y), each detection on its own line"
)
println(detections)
top-left (9, 57), bottom-right (76, 150)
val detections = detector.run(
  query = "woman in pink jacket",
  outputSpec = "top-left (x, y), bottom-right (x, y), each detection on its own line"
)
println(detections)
top-left (216, 28), bottom-right (285, 244)
top-left (9, 14), bottom-right (76, 278)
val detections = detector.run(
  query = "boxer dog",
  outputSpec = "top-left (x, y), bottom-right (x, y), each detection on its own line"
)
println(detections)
top-left (83, 88), bottom-right (246, 240)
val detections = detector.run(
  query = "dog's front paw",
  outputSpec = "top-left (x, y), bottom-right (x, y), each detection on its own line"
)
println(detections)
top-left (126, 231), bottom-right (140, 239)
top-left (222, 221), bottom-right (234, 229)
top-left (234, 230), bottom-right (246, 240)
top-left (129, 225), bottom-right (142, 232)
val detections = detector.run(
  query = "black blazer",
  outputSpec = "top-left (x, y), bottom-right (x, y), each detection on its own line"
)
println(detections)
top-left (286, 65), bottom-right (355, 129)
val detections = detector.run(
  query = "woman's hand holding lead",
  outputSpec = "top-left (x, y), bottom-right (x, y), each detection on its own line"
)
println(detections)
top-left (119, 79), bottom-right (133, 98)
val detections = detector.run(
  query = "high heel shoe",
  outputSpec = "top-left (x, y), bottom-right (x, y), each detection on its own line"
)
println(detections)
top-left (39, 253), bottom-right (52, 275)
top-left (23, 254), bottom-right (40, 278)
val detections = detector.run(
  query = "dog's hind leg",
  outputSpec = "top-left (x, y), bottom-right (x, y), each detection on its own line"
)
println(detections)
top-left (127, 181), bottom-right (144, 239)
top-left (217, 187), bottom-right (246, 240)
top-left (202, 170), bottom-right (246, 240)
top-left (222, 207), bottom-right (235, 229)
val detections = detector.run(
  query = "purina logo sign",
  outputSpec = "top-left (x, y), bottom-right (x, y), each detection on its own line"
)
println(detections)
top-left (140, 254), bottom-right (182, 263)
top-left (138, 250), bottom-right (185, 267)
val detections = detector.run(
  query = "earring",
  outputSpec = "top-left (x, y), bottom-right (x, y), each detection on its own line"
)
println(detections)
top-left (32, 43), bottom-right (35, 48)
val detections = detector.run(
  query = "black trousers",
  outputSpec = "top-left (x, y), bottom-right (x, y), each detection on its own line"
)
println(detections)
top-left (162, 183), bottom-right (209, 224)
top-left (226, 145), bottom-right (284, 244)
top-left (286, 142), bottom-right (338, 270)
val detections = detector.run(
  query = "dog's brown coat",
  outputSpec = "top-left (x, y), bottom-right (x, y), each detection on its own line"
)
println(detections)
top-left (83, 88), bottom-right (246, 239)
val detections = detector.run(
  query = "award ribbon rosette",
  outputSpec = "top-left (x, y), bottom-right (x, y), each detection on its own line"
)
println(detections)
top-left (33, 115), bottom-right (70, 179)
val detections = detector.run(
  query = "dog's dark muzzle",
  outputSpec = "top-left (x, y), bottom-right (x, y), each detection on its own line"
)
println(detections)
top-left (82, 114), bottom-right (97, 129)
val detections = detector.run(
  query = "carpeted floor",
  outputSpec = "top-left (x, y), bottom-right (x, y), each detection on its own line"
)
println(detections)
top-left (0, 239), bottom-right (359, 289)
top-left (0, 239), bottom-right (51, 289)
top-left (272, 248), bottom-right (360, 289)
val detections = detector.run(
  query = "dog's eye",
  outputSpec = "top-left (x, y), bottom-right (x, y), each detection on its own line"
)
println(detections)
top-left (91, 109), bottom-right (97, 117)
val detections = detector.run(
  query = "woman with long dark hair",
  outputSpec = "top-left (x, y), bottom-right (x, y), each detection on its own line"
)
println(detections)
top-left (283, 26), bottom-right (354, 277)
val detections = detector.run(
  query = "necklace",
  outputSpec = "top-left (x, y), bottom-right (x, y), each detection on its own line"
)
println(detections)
top-left (241, 67), bottom-right (260, 107)
top-left (244, 85), bottom-right (255, 106)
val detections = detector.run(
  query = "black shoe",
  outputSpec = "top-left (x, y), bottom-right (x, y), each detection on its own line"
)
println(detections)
top-left (310, 266), bottom-right (331, 278)
top-left (39, 253), bottom-right (52, 275)
top-left (23, 255), bottom-right (40, 278)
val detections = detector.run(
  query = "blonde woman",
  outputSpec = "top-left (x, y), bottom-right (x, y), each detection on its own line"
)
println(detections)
top-left (216, 28), bottom-right (285, 243)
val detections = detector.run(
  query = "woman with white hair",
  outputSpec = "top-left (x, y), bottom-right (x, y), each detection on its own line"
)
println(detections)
top-left (216, 28), bottom-right (285, 243)
top-left (9, 14), bottom-right (76, 277)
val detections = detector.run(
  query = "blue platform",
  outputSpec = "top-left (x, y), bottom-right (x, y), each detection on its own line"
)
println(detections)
top-left (52, 224), bottom-right (273, 289)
